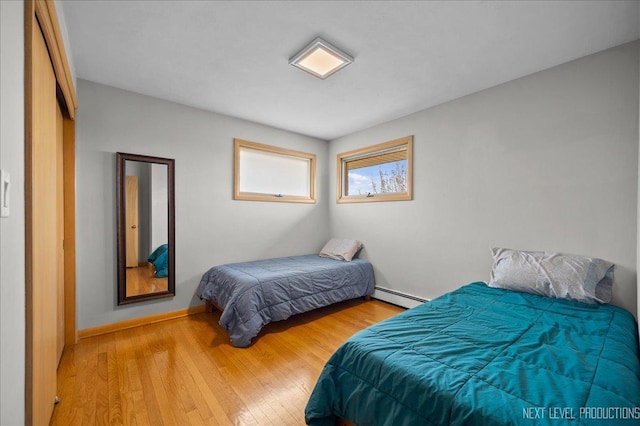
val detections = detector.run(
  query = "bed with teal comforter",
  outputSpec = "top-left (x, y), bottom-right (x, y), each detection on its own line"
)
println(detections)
top-left (305, 282), bottom-right (640, 425)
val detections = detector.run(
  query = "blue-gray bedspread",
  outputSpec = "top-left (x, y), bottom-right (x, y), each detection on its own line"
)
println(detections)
top-left (197, 254), bottom-right (375, 347)
top-left (305, 282), bottom-right (640, 425)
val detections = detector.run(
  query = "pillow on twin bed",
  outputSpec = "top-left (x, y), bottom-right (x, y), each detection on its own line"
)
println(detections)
top-left (488, 248), bottom-right (614, 304)
top-left (319, 238), bottom-right (363, 262)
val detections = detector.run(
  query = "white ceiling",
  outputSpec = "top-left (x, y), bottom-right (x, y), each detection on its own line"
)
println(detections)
top-left (60, 1), bottom-right (639, 141)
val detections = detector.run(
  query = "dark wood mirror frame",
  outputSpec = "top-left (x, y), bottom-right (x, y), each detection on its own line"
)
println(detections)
top-left (116, 152), bottom-right (176, 305)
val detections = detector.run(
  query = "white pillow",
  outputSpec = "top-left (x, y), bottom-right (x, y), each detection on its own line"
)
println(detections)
top-left (319, 238), bottom-right (363, 262)
top-left (488, 248), bottom-right (614, 304)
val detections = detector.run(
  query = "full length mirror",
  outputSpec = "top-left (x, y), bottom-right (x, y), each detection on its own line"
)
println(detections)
top-left (117, 153), bottom-right (175, 304)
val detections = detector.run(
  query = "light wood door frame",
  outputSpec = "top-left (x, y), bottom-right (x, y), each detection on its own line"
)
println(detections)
top-left (25, 0), bottom-right (77, 424)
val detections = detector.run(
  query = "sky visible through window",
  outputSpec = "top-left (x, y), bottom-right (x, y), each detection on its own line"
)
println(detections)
top-left (347, 159), bottom-right (408, 195)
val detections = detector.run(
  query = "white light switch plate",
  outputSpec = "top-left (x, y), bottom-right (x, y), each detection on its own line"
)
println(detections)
top-left (1, 170), bottom-right (10, 218)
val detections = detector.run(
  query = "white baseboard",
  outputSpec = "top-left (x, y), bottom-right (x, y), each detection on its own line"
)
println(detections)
top-left (373, 286), bottom-right (428, 309)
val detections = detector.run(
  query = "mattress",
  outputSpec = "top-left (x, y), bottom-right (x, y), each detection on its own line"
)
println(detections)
top-left (305, 282), bottom-right (640, 425)
top-left (197, 254), bottom-right (375, 347)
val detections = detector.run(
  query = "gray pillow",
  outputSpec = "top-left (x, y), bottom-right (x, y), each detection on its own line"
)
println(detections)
top-left (319, 238), bottom-right (363, 262)
top-left (488, 248), bottom-right (614, 304)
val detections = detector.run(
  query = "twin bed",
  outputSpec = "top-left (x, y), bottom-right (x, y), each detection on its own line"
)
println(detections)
top-left (305, 282), bottom-right (640, 425)
top-left (197, 246), bottom-right (640, 425)
top-left (197, 253), bottom-right (375, 347)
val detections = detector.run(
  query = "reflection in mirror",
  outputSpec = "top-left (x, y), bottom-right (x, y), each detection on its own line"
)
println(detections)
top-left (117, 153), bottom-right (175, 305)
top-left (124, 161), bottom-right (168, 296)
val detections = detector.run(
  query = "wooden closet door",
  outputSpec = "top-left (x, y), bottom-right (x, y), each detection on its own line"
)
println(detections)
top-left (29, 21), bottom-right (61, 425)
top-left (26, 1), bottom-right (78, 424)
top-left (56, 101), bottom-right (65, 364)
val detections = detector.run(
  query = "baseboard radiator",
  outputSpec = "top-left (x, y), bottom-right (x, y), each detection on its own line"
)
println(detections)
top-left (373, 286), bottom-right (428, 309)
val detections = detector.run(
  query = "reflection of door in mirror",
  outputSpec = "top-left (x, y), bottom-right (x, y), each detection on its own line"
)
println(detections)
top-left (124, 161), bottom-right (169, 297)
top-left (125, 176), bottom-right (139, 267)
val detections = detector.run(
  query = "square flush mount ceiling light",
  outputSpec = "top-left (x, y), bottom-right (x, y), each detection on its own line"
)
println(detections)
top-left (289, 37), bottom-right (354, 79)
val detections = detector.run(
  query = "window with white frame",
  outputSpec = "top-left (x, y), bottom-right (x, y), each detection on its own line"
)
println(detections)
top-left (234, 139), bottom-right (316, 203)
top-left (337, 136), bottom-right (413, 203)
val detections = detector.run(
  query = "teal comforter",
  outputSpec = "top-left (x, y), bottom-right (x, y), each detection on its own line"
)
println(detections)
top-left (305, 282), bottom-right (640, 425)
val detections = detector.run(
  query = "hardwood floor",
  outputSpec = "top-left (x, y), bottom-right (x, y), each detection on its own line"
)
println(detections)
top-left (126, 263), bottom-right (169, 297)
top-left (52, 299), bottom-right (404, 425)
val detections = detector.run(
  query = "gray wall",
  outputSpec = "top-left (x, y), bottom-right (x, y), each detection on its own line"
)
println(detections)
top-left (54, 0), bottom-right (76, 89)
top-left (76, 79), bottom-right (330, 329)
top-left (125, 161), bottom-right (152, 262)
top-left (329, 41), bottom-right (639, 317)
top-left (0, 1), bottom-right (25, 424)
top-left (150, 163), bottom-right (169, 250)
